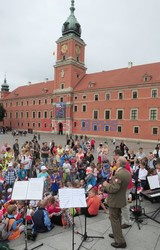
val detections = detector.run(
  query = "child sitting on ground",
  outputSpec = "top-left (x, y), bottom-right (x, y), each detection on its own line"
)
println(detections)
top-left (7, 204), bottom-right (24, 240)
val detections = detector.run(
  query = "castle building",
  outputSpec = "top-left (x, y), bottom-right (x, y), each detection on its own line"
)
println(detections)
top-left (0, 0), bottom-right (160, 142)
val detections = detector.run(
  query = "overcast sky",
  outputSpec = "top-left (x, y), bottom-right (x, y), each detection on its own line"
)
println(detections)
top-left (0, 0), bottom-right (160, 91)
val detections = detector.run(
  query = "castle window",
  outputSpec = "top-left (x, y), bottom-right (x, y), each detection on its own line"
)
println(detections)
top-left (134, 126), bottom-right (139, 134)
top-left (151, 89), bottom-right (158, 98)
top-left (94, 94), bottom-right (99, 101)
top-left (132, 91), bottom-right (138, 99)
top-left (150, 109), bottom-right (157, 120)
top-left (106, 93), bottom-right (110, 100)
top-left (118, 126), bottom-right (122, 133)
top-left (82, 105), bottom-right (86, 112)
top-left (105, 110), bottom-right (110, 120)
top-left (74, 105), bottom-right (78, 112)
top-left (117, 110), bottom-right (123, 120)
top-left (44, 111), bottom-right (47, 119)
top-left (93, 110), bottom-right (98, 119)
top-left (118, 92), bottom-right (123, 100)
top-left (131, 109), bottom-right (138, 120)
top-left (152, 127), bottom-right (158, 135)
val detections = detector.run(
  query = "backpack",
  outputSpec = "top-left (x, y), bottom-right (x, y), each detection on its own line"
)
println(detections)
top-left (0, 218), bottom-right (10, 241)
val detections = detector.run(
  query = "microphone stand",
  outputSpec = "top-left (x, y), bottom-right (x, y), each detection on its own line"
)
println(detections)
top-left (76, 184), bottom-right (104, 250)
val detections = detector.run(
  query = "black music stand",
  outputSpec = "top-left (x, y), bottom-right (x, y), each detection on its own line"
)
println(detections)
top-left (76, 184), bottom-right (104, 250)
top-left (76, 207), bottom-right (104, 250)
top-left (59, 188), bottom-right (87, 250)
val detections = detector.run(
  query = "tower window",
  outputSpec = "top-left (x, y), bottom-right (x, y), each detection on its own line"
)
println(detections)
top-left (44, 99), bottom-right (47, 104)
top-left (77, 57), bottom-right (79, 62)
top-left (63, 55), bottom-right (66, 60)
top-left (61, 83), bottom-right (64, 89)
top-left (60, 97), bottom-right (64, 102)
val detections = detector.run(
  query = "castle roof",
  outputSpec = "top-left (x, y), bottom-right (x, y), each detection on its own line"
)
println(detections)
top-left (74, 62), bottom-right (160, 92)
top-left (3, 80), bottom-right (54, 100)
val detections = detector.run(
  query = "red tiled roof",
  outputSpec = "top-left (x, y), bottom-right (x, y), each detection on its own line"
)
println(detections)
top-left (74, 62), bottom-right (160, 91)
top-left (4, 80), bottom-right (54, 99)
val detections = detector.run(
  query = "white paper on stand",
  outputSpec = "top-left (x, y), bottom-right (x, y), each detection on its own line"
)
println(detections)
top-left (11, 178), bottom-right (44, 201)
top-left (147, 175), bottom-right (160, 190)
top-left (59, 188), bottom-right (87, 209)
top-left (11, 181), bottom-right (28, 200)
top-left (27, 178), bottom-right (44, 200)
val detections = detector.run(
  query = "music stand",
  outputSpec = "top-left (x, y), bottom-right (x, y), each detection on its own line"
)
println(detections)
top-left (59, 188), bottom-right (87, 250)
top-left (76, 185), bottom-right (104, 250)
top-left (12, 179), bottom-right (44, 250)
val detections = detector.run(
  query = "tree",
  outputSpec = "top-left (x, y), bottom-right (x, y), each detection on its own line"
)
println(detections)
top-left (0, 105), bottom-right (6, 121)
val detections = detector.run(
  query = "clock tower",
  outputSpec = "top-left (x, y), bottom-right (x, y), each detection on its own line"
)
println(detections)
top-left (53, 0), bottom-right (87, 134)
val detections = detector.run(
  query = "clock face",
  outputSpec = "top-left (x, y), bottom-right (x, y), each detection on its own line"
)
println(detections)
top-left (75, 45), bottom-right (81, 55)
top-left (61, 44), bottom-right (68, 54)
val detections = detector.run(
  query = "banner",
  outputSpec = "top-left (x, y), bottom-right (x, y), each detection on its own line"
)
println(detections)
top-left (56, 102), bottom-right (66, 118)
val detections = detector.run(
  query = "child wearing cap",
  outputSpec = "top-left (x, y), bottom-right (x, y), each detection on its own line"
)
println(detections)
top-left (38, 166), bottom-right (50, 192)
top-left (85, 167), bottom-right (97, 189)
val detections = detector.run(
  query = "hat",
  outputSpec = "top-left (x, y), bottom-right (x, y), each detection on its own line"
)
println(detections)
top-left (103, 163), bottom-right (110, 169)
top-left (86, 167), bottom-right (92, 174)
top-left (8, 162), bottom-right (13, 167)
top-left (41, 166), bottom-right (47, 171)
top-left (7, 188), bottom-right (12, 193)
top-left (87, 184), bottom-right (93, 191)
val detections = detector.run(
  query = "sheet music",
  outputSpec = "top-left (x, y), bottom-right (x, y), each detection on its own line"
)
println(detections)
top-left (26, 178), bottom-right (44, 200)
top-left (59, 188), bottom-right (87, 208)
top-left (11, 179), bottom-right (44, 201)
top-left (11, 181), bottom-right (28, 200)
top-left (147, 175), bottom-right (160, 190)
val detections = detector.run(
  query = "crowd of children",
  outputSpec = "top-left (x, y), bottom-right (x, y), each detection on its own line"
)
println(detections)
top-left (0, 134), bottom-right (160, 245)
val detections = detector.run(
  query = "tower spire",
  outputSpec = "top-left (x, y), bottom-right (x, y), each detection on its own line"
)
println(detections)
top-left (62, 0), bottom-right (81, 37)
top-left (70, 0), bottom-right (75, 15)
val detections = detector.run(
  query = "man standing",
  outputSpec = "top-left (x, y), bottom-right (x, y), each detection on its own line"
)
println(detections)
top-left (103, 157), bottom-right (130, 248)
top-left (41, 142), bottom-right (50, 165)
top-left (13, 139), bottom-right (19, 161)
top-left (114, 149), bottom-right (133, 229)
